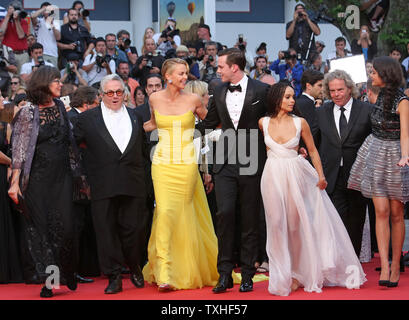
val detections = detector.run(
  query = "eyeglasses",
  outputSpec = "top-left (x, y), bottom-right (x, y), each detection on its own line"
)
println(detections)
top-left (51, 79), bottom-right (63, 84)
top-left (103, 90), bottom-right (124, 97)
top-left (11, 82), bottom-right (19, 85)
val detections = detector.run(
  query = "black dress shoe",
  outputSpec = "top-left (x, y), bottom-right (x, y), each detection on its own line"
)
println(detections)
top-left (76, 274), bottom-right (94, 283)
top-left (66, 273), bottom-right (77, 291)
top-left (130, 267), bottom-right (144, 288)
top-left (212, 275), bottom-right (233, 293)
top-left (104, 275), bottom-right (122, 294)
top-left (239, 279), bottom-right (253, 292)
top-left (40, 286), bottom-right (53, 298)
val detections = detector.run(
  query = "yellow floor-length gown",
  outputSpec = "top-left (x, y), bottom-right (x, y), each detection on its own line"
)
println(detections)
top-left (142, 110), bottom-right (220, 289)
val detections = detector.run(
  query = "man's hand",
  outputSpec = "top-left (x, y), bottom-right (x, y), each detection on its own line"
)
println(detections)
top-left (203, 173), bottom-right (214, 194)
top-left (150, 66), bottom-right (160, 74)
top-left (139, 58), bottom-right (148, 69)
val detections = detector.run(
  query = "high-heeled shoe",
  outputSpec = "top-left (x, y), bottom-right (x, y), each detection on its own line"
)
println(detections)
top-left (40, 286), bottom-right (54, 298)
top-left (158, 283), bottom-right (173, 292)
top-left (388, 271), bottom-right (400, 288)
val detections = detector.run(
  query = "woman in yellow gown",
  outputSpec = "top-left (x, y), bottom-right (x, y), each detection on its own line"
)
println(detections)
top-left (142, 58), bottom-right (220, 291)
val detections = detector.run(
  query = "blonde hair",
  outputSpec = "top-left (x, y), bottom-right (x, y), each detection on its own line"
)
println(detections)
top-left (184, 80), bottom-right (208, 97)
top-left (161, 58), bottom-right (189, 83)
top-left (141, 27), bottom-right (155, 55)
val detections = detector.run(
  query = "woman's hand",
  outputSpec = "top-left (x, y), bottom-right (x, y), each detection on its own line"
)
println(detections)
top-left (397, 156), bottom-right (409, 167)
top-left (316, 176), bottom-right (328, 190)
top-left (8, 183), bottom-right (22, 204)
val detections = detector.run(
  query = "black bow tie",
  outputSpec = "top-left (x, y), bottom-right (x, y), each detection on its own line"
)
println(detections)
top-left (228, 84), bottom-right (242, 93)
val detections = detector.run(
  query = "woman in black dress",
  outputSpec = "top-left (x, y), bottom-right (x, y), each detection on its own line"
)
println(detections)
top-left (8, 66), bottom-right (79, 298)
top-left (0, 92), bottom-right (23, 284)
top-left (348, 56), bottom-right (409, 288)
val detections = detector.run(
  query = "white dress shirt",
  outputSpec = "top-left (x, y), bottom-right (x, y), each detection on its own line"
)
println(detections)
top-left (333, 97), bottom-right (353, 166)
top-left (101, 102), bottom-right (132, 153)
top-left (226, 75), bottom-right (248, 130)
top-left (302, 92), bottom-right (315, 102)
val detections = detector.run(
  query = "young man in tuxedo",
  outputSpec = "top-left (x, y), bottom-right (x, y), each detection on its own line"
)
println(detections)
top-left (294, 69), bottom-right (324, 143)
top-left (315, 70), bottom-right (372, 257)
top-left (73, 74), bottom-right (150, 294)
top-left (201, 48), bottom-right (269, 293)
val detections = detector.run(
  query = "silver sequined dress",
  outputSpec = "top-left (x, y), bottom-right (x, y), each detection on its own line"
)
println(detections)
top-left (348, 89), bottom-right (409, 202)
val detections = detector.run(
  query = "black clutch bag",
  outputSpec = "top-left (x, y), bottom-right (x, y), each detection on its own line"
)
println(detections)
top-left (12, 193), bottom-right (29, 218)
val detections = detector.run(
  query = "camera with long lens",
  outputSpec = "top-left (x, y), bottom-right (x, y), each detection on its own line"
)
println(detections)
top-left (36, 56), bottom-right (45, 67)
top-left (96, 53), bottom-right (110, 68)
top-left (80, 8), bottom-right (90, 17)
top-left (262, 67), bottom-right (271, 75)
top-left (145, 52), bottom-right (153, 69)
top-left (0, 48), bottom-right (6, 69)
top-left (12, 5), bottom-right (28, 19)
top-left (75, 40), bottom-right (83, 54)
top-left (238, 34), bottom-right (246, 51)
top-left (282, 50), bottom-right (297, 60)
top-left (160, 26), bottom-right (180, 42)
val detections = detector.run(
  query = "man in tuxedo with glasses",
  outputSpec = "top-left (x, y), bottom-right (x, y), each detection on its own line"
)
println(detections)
top-left (199, 48), bottom-right (269, 293)
top-left (73, 74), bottom-right (150, 294)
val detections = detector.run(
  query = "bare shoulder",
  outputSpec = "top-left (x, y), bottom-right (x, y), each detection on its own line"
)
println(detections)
top-left (258, 117), bottom-right (265, 131)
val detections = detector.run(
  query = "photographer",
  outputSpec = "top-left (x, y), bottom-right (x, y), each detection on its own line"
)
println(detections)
top-left (286, 3), bottom-right (320, 62)
top-left (20, 42), bottom-right (53, 83)
top-left (58, 8), bottom-right (92, 67)
top-left (60, 52), bottom-right (88, 86)
top-left (82, 37), bottom-right (115, 88)
top-left (176, 45), bottom-right (200, 80)
top-left (233, 34), bottom-right (254, 73)
top-left (250, 55), bottom-right (270, 80)
top-left (198, 41), bottom-right (219, 83)
top-left (351, 25), bottom-right (377, 62)
top-left (63, 1), bottom-right (91, 33)
top-left (105, 33), bottom-right (128, 68)
top-left (0, 2), bottom-right (29, 72)
top-left (117, 30), bottom-right (138, 66)
top-left (131, 38), bottom-right (164, 87)
top-left (0, 30), bottom-right (17, 93)
top-left (153, 18), bottom-right (181, 57)
top-left (30, 2), bottom-right (60, 68)
top-left (269, 48), bottom-right (304, 97)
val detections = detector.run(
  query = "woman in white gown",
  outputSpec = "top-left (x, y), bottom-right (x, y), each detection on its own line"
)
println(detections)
top-left (259, 82), bottom-right (367, 296)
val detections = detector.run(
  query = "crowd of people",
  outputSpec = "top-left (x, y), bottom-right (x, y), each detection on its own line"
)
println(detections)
top-left (0, 1), bottom-right (409, 298)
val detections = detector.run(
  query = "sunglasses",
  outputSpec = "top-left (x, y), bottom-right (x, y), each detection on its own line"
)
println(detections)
top-left (11, 82), bottom-right (19, 85)
top-left (104, 90), bottom-right (124, 97)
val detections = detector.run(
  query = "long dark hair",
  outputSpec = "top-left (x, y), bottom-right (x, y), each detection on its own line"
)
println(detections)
top-left (26, 66), bottom-right (61, 105)
top-left (372, 56), bottom-right (404, 113)
top-left (266, 81), bottom-right (296, 118)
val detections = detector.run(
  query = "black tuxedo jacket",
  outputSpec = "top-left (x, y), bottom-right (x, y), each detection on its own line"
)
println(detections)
top-left (316, 99), bottom-right (372, 194)
top-left (200, 77), bottom-right (269, 175)
top-left (73, 105), bottom-right (149, 201)
top-left (295, 94), bottom-right (319, 143)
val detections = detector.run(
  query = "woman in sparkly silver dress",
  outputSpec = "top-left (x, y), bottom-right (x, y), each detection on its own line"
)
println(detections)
top-left (348, 56), bottom-right (409, 288)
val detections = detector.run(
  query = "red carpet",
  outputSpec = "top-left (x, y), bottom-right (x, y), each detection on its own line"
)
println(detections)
top-left (1, 255), bottom-right (408, 300)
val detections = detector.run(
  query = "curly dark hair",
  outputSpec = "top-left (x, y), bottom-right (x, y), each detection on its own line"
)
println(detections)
top-left (266, 81), bottom-right (296, 118)
top-left (372, 56), bottom-right (404, 113)
top-left (26, 66), bottom-right (61, 105)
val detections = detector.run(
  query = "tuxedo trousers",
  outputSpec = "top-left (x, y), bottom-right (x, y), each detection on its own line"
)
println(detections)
top-left (329, 166), bottom-right (367, 257)
top-left (214, 164), bottom-right (261, 279)
top-left (91, 195), bottom-right (149, 277)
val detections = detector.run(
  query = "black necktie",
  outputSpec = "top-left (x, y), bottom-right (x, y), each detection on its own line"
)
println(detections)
top-left (228, 84), bottom-right (242, 92)
top-left (339, 107), bottom-right (347, 139)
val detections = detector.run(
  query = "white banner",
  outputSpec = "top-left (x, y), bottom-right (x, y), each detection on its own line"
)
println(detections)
top-left (216, 0), bottom-right (250, 12)
top-left (329, 54), bottom-right (368, 84)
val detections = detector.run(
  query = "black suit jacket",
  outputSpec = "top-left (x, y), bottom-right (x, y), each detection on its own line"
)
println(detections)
top-left (316, 99), bottom-right (372, 194)
top-left (73, 105), bottom-right (149, 201)
top-left (295, 94), bottom-right (319, 142)
top-left (200, 77), bottom-right (269, 175)
top-left (67, 108), bottom-right (80, 121)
